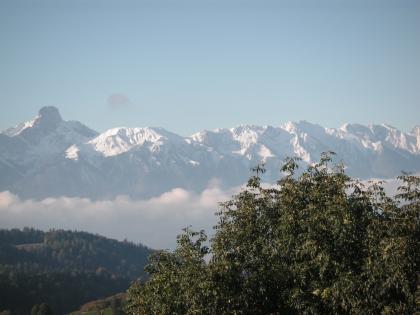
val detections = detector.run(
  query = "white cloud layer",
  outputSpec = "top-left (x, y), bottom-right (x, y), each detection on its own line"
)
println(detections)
top-left (0, 176), bottom-right (408, 250)
top-left (0, 186), bottom-right (238, 250)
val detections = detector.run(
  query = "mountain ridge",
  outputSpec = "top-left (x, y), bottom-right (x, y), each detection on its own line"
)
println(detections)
top-left (1, 107), bottom-right (419, 200)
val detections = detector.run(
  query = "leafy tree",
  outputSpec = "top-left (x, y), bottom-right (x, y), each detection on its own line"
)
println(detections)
top-left (126, 228), bottom-right (212, 315)
top-left (126, 153), bottom-right (419, 314)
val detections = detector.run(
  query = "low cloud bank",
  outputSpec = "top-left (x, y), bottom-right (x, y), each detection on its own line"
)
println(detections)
top-left (0, 186), bottom-right (238, 250)
top-left (0, 177), bottom-right (408, 250)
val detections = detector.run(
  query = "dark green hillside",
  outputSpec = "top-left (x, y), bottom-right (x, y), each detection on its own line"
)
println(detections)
top-left (0, 228), bottom-right (153, 315)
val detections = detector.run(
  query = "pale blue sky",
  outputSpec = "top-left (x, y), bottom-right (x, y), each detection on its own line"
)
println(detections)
top-left (1, 0), bottom-right (419, 135)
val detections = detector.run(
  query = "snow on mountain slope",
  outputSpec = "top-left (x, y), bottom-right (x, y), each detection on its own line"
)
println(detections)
top-left (1, 107), bottom-right (419, 200)
top-left (88, 127), bottom-right (186, 157)
top-left (191, 125), bottom-right (294, 161)
top-left (1, 106), bottom-right (97, 158)
top-left (0, 107), bottom-right (98, 195)
top-left (1, 107), bottom-right (97, 175)
top-left (411, 126), bottom-right (420, 152)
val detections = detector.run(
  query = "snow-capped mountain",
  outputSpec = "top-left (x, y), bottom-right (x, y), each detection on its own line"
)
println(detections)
top-left (1, 107), bottom-right (419, 200)
top-left (0, 107), bottom-right (98, 197)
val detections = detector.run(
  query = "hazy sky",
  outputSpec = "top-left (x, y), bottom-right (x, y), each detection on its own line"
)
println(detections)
top-left (1, 0), bottom-right (419, 135)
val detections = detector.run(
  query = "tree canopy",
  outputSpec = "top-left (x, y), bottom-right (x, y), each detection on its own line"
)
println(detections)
top-left (126, 153), bottom-right (419, 315)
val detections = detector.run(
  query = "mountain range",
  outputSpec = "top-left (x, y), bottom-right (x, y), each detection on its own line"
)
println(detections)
top-left (1, 106), bottom-right (419, 200)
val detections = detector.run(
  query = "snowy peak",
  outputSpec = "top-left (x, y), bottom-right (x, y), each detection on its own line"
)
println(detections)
top-left (1, 106), bottom-right (419, 200)
top-left (335, 123), bottom-right (418, 154)
top-left (0, 107), bottom-right (98, 165)
top-left (282, 120), bottom-right (324, 133)
top-left (191, 125), bottom-right (264, 158)
top-left (191, 125), bottom-right (293, 162)
top-left (411, 125), bottom-right (420, 136)
top-left (3, 106), bottom-right (63, 137)
top-left (89, 127), bottom-right (182, 157)
top-left (3, 118), bottom-right (37, 137)
top-left (29, 106), bottom-right (63, 136)
top-left (339, 122), bottom-right (367, 133)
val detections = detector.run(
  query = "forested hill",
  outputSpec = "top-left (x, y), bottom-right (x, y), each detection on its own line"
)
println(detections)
top-left (0, 228), bottom-right (153, 315)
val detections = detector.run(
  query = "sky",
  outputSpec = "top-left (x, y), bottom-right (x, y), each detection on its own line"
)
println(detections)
top-left (1, 0), bottom-right (420, 136)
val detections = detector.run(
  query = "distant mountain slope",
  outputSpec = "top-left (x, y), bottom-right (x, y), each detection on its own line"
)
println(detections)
top-left (1, 107), bottom-right (419, 200)
top-left (0, 228), bottom-right (153, 315)
top-left (0, 107), bottom-right (98, 198)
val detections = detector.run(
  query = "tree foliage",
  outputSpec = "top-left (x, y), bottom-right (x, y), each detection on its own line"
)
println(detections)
top-left (126, 153), bottom-right (419, 314)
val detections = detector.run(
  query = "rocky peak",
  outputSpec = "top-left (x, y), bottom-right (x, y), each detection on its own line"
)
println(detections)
top-left (37, 106), bottom-right (62, 124)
